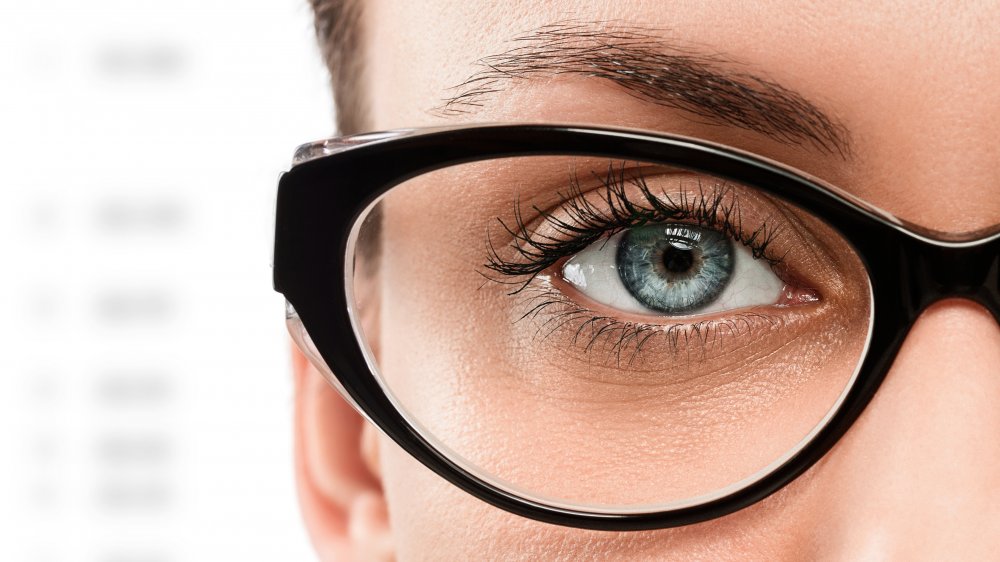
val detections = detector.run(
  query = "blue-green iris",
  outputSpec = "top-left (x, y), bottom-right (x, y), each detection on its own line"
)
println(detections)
top-left (616, 223), bottom-right (734, 314)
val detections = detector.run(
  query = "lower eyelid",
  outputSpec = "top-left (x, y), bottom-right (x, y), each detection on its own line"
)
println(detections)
top-left (507, 278), bottom-right (811, 374)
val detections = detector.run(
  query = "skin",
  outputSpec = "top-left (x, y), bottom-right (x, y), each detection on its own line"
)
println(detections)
top-left (292, 1), bottom-right (1000, 560)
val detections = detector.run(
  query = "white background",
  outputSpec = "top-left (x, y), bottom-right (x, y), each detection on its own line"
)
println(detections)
top-left (1, 1), bottom-right (331, 559)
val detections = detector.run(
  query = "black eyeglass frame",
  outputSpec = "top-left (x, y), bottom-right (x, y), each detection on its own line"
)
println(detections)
top-left (272, 123), bottom-right (1000, 531)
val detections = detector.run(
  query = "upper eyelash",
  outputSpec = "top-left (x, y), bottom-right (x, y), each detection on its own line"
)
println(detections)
top-left (482, 161), bottom-right (782, 293)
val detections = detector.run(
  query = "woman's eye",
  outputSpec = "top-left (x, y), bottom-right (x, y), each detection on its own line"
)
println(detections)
top-left (560, 223), bottom-right (785, 317)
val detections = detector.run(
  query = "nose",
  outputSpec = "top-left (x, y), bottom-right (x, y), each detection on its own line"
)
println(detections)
top-left (808, 299), bottom-right (1000, 560)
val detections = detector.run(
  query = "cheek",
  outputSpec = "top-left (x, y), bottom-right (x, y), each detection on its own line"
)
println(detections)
top-left (377, 435), bottom-right (817, 561)
top-left (378, 438), bottom-right (644, 560)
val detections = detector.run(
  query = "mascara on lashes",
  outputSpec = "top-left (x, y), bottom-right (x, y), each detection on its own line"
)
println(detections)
top-left (482, 162), bottom-right (783, 294)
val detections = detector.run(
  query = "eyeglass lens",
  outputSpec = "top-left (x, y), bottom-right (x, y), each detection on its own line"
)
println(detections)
top-left (347, 155), bottom-right (873, 511)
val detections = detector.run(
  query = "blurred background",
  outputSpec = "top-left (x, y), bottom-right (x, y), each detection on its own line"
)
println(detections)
top-left (1, 1), bottom-right (332, 559)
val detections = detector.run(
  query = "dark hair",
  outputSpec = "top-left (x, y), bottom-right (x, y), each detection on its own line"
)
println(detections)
top-left (310, 0), bottom-right (382, 264)
top-left (310, 0), bottom-right (367, 134)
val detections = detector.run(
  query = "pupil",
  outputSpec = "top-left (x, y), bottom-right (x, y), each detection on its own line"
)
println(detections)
top-left (662, 244), bottom-right (695, 274)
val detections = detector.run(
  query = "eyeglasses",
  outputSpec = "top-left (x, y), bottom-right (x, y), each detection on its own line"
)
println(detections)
top-left (272, 123), bottom-right (1000, 531)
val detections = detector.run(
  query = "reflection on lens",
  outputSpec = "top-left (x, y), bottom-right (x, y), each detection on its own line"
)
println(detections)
top-left (348, 157), bottom-right (872, 511)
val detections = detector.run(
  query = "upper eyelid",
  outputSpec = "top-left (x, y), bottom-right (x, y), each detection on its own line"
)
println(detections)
top-left (485, 164), bottom-right (785, 274)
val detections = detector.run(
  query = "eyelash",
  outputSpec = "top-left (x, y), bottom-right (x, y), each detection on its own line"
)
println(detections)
top-left (483, 162), bottom-right (782, 293)
top-left (514, 281), bottom-right (785, 367)
top-left (480, 162), bottom-right (787, 365)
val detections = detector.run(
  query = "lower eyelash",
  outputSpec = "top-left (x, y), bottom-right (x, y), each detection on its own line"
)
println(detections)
top-left (515, 281), bottom-right (783, 368)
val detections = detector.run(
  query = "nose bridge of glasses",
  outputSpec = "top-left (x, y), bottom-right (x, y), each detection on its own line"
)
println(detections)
top-left (903, 237), bottom-right (1000, 320)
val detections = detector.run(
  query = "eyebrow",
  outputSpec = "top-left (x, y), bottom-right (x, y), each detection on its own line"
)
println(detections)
top-left (435, 21), bottom-right (851, 158)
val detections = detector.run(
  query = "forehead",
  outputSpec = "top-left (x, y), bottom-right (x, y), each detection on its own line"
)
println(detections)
top-left (365, 1), bottom-right (999, 121)
top-left (363, 1), bottom-right (1000, 234)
